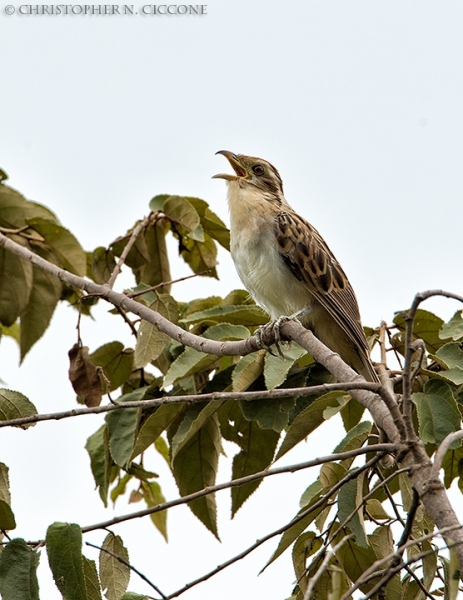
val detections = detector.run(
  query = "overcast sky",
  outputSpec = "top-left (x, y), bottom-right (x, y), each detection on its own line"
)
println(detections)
top-left (2, 1), bottom-right (463, 598)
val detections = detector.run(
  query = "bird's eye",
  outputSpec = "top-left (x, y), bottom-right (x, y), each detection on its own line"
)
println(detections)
top-left (252, 164), bottom-right (265, 176)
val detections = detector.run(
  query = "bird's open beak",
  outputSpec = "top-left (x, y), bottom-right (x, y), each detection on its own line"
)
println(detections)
top-left (212, 150), bottom-right (248, 180)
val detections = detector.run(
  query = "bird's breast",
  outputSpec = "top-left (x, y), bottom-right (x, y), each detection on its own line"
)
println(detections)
top-left (228, 198), bottom-right (313, 319)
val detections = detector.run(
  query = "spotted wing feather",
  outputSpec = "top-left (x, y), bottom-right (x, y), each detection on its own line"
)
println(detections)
top-left (274, 211), bottom-right (372, 363)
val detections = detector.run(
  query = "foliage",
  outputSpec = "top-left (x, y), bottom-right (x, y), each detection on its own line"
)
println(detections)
top-left (0, 170), bottom-right (462, 599)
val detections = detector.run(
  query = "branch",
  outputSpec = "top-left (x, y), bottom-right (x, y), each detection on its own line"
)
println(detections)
top-left (303, 534), bottom-right (354, 600)
top-left (164, 454), bottom-right (383, 600)
top-left (128, 270), bottom-right (212, 298)
top-left (0, 381), bottom-right (382, 429)
top-left (2, 233), bottom-right (463, 569)
top-left (80, 446), bottom-right (394, 535)
top-left (0, 231), bottom-right (257, 358)
top-left (85, 540), bottom-right (166, 599)
top-left (339, 524), bottom-right (463, 600)
top-left (430, 429), bottom-right (463, 480)
top-left (107, 216), bottom-right (151, 288)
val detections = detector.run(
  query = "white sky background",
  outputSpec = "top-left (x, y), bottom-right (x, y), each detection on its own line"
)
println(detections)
top-left (1, 1), bottom-right (463, 598)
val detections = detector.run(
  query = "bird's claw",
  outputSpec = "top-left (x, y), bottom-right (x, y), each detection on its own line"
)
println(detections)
top-left (255, 316), bottom-right (292, 358)
top-left (254, 306), bottom-right (312, 357)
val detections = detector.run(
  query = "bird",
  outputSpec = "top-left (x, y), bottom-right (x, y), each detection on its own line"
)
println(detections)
top-left (213, 150), bottom-right (378, 382)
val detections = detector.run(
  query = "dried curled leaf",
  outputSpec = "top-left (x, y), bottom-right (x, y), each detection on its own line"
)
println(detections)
top-left (68, 343), bottom-right (102, 407)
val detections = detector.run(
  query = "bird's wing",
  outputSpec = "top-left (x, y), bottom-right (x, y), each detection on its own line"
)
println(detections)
top-left (274, 210), bottom-right (371, 358)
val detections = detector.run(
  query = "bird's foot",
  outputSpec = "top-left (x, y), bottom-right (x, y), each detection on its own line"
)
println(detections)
top-left (255, 305), bottom-right (312, 357)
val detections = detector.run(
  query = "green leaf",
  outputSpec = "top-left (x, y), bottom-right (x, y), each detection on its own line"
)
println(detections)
top-left (82, 556), bottom-right (102, 600)
top-left (171, 402), bottom-right (222, 459)
top-left (134, 220), bottom-right (172, 291)
top-left (264, 343), bottom-right (307, 390)
top-left (421, 540), bottom-right (437, 597)
top-left (91, 246), bottom-right (117, 284)
top-left (181, 304), bottom-right (267, 326)
top-left (412, 379), bottom-right (462, 446)
top-left (292, 532), bottom-right (323, 594)
top-left (340, 398), bottom-right (365, 431)
top-left (435, 342), bottom-right (463, 369)
top-left (46, 522), bottom-right (86, 600)
top-left (163, 346), bottom-right (218, 389)
top-left (276, 392), bottom-right (345, 460)
top-left (141, 481), bottom-right (168, 541)
top-left (441, 546), bottom-right (460, 600)
top-left (337, 475), bottom-right (368, 547)
top-left (180, 231), bottom-right (218, 277)
top-left (239, 392), bottom-right (295, 433)
top-left (0, 321), bottom-right (20, 344)
top-left (0, 389), bottom-right (37, 427)
top-left (89, 342), bottom-right (134, 391)
top-left (185, 197), bottom-right (230, 250)
top-left (0, 499), bottom-right (16, 530)
top-left (231, 417), bottom-right (280, 515)
top-left (440, 310), bottom-right (463, 341)
top-left (0, 182), bottom-right (59, 228)
top-left (232, 352), bottom-right (265, 392)
top-left (19, 245), bottom-right (62, 360)
top-left (368, 527), bottom-right (402, 600)
top-left (164, 323), bottom-right (247, 388)
top-left (172, 414), bottom-right (221, 538)
top-left (132, 403), bottom-right (184, 459)
top-left (0, 538), bottom-right (40, 600)
top-left (134, 293), bottom-right (179, 369)
top-left (27, 217), bottom-right (86, 276)
top-left (121, 594), bottom-right (149, 600)
top-left (333, 421), bottom-right (372, 468)
top-left (99, 533), bottom-right (130, 600)
top-left (333, 527), bottom-right (379, 594)
top-left (0, 238), bottom-right (33, 327)
top-left (393, 309), bottom-right (447, 354)
top-left (85, 425), bottom-right (111, 506)
top-left (0, 463), bottom-right (10, 504)
top-left (442, 446), bottom-right (463, 489)
top-left (163, 195), bottom-right (203, 240)
top-left (106, 390), bottom-right (145, 469)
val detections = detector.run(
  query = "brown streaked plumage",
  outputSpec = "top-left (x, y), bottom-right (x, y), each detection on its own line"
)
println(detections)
top-left (213, 150), bottom-right (378, 382)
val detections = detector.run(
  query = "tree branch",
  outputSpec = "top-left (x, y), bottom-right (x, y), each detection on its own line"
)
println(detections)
top-left (303, 534), bottom-right (354, 600)
top-left (0, 381), bottom-right (382, 429)
top-left (85, 540), bottom-right (166, 599)
top-left (430, 429), bottom-right (463, 480)
top-left (107, 215), bottom-right (151, 288)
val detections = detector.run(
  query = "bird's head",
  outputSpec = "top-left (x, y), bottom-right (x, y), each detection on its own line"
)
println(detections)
top-left (213, 150), bottom-right (284, 199)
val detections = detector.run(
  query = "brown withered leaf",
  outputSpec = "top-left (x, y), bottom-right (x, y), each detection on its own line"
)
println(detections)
top-left (68, 343), bottom-right (102, 407)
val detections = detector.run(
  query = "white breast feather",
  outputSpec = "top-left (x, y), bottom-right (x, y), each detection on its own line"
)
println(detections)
top-left (226, 182), bottom-right (312, 319)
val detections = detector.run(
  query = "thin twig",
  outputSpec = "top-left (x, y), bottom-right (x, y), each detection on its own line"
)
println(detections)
top-left (128, 270), bottom-right (212, 298)
top-left (0, 381), bottom-right (383, 429)
top-left (379, 320), bottom-right (388, 368)
top-left (373, 466), bottom-right (407, 528)
top-left (85, 540), bottom-right (167, 599)
top-left (0, 225), bottom-right (45, 242)
top-left (303, 534), bottom-right (354, 600)
top-left (107, 216), bottom-right (151, 288)
top-left (430, 429), bottom-right (463, 480)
